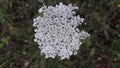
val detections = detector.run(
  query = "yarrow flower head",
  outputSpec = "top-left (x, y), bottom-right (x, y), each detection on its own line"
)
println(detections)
top-left (33, 2), bottom-right (90, 60)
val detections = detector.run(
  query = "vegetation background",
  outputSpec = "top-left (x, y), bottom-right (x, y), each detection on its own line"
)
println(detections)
top-left (0, 0), bottom-right (120, 68)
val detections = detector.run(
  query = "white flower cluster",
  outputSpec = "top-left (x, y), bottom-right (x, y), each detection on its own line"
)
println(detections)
top-left (33, 2), bottom-right (89, 60)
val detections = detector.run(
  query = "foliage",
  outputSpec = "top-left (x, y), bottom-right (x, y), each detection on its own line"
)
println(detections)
top-left (0, 0), bottom-right (120, 68)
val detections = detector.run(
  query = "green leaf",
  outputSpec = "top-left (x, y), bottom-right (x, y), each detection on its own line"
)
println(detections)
top-left (47, 0), bottom-right (54, 6)
top-left (104, 30), bottom-right (109, 40)
top-left (85, 36), bottom-right (91, 48)
top-left (58, 64), bottom-right (67, 68)
top-left (0, 43), bottom-right (4, 48)
top-left (90, 48), bottom-right (95, 56)
top-left (1, 36), bottom-right (9, 45)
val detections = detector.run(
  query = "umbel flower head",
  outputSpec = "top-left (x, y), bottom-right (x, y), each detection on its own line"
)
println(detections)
top-left (33, 2), bottom-right (90, 60)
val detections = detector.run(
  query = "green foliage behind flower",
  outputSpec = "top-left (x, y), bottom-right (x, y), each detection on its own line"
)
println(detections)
top-left (0, 0), bottom-right (120, 68)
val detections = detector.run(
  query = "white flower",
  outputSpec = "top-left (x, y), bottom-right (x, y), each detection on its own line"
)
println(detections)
top-left (33, 2), bottom-right (90, 60)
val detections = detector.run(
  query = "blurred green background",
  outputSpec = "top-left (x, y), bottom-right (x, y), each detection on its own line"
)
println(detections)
top-left (0, 0), bottom-right (120, 68)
